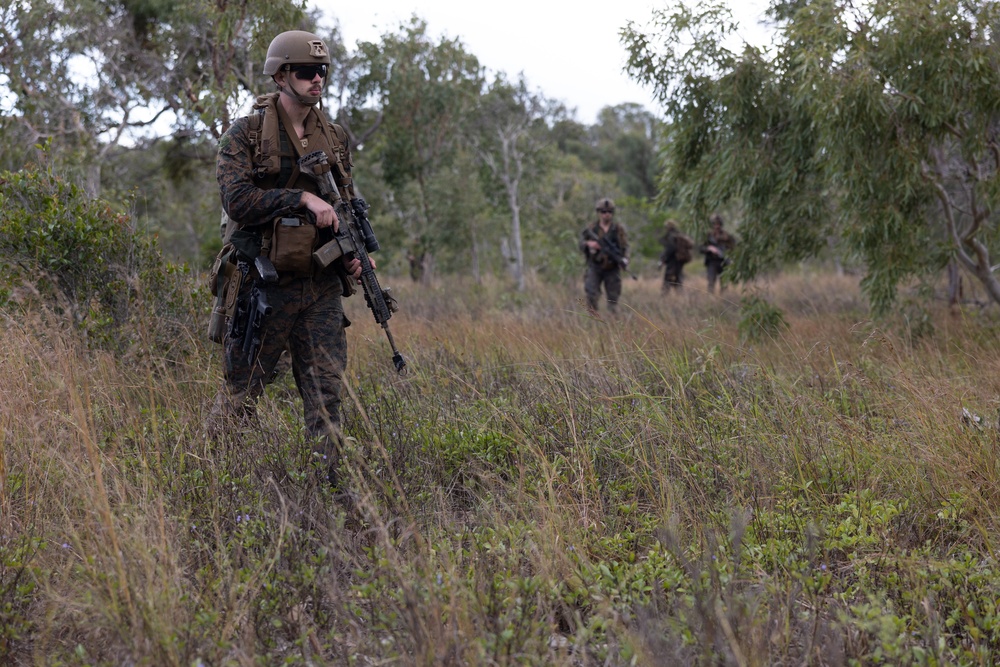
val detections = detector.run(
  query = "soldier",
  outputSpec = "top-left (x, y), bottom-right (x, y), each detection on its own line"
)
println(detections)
top-left (580, 197), bottom-right (629, 314)
top-left (699, 213), bottom-right (735, 294)
top-left (206, 30), bottom-right (368, 492)
top-left (659, 219), bottom-right (693, 291)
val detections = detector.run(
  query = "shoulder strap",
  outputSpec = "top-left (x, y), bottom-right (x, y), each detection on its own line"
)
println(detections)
top-left (248, 93), bottom-right (296, 188)
top-left (272, 100), bottom-right (304, 187)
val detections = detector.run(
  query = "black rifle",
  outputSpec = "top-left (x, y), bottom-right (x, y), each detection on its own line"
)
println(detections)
top-left (705, 239), bottom-right (731, 268)
top-left (298, 150), bottom-right (407, 374)
top-left (584, 228), bottom-right (637, 280)
top-left (230, 256), bottom-right (279, 364)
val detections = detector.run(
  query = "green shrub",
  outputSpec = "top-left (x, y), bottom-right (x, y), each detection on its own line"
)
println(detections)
top-left (0, 166), bottom-right (199, 357)
top-left (738, 294), bottom-right (789, 343)
top-left (0, 534), bottom-right (41, 661)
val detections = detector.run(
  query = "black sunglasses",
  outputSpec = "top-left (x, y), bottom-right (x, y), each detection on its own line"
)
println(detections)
top-left (597, 208), bottom-right (613, 214)
top-left (289, 64), bottom-right (328, 81)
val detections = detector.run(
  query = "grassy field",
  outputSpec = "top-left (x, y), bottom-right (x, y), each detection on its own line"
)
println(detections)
top-left (2, 267), bottom-right (1000, 666)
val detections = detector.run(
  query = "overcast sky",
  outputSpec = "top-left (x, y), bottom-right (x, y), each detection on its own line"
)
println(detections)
top-left (318, 0), bottom-right (776, 125)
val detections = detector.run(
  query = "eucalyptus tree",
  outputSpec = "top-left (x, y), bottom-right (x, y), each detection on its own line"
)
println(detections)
top-left (350, 16), bottom-right (484, 282)
top-left (466, 73), bottom-right (565, 290)
top-left (624, 0), bottom-right (1000, 313)
top-left (591, 103), bottom-right (662, 200)
top-left (0, 0), bottom-right (309, 188)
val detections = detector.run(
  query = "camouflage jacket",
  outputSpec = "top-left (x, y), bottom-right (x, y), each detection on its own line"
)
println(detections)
top-left (216, 95), bottom-right (354, 231)
top-left (580, 221), bottom-right (628, 270)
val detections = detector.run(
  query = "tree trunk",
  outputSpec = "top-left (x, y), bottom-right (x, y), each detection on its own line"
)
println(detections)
top-left (946, 259), bottom-right (962, 307)
top-left (470, 228), bottom-right (481, 284)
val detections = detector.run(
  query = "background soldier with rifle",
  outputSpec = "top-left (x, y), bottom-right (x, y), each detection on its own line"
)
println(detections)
top-left (205, 29), bottom-right (395, 493)
top-left (699, 212), bottom-right (736, 294)
top-left (580, 197), bottom-right (632, 315)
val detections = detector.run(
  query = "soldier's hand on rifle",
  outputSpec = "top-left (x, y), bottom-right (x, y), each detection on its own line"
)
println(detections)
top-left (300, 191), bottom-right (339, 231)
top-left (585, 239), bottom-right (601, 252)
top-left (343, 256), bottom-right (376, 281)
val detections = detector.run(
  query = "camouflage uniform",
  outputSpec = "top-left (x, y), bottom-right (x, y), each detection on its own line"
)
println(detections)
top-left (580, 218), bottom-right (628, 314)
top-left (208, 99), bottom-right (355, 479)
top-left (659, 223), bottom-right (684, 290)
top-left (699, 214), bottom-right (735, 294)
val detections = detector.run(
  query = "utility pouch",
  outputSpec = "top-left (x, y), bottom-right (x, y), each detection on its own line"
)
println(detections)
top-left (209, 243), bottom-right (237, 296)
top-left (207, 262), bottom-right (244, 343)
top-left (207, 243), bottom-right (239, 343)
top-left (269, 216), bottom-right (317, 275)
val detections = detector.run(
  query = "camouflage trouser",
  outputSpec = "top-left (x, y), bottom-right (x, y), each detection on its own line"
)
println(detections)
top-left (207, 270), bottom-right (350, 470)
top-left (706, 259), bottom-right (725, 293)
top-left (584, 265), bottom-right (622, 313)
top-left (662, 260), bottom-right (684, 290)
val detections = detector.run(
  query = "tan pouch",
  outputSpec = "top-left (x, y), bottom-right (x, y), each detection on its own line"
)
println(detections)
top-left (269, 217), bottom-right (317, 275)
top-left (208, 259), bottom-right (243, 343)
top-left (208, 243), bottom-right (237, 296)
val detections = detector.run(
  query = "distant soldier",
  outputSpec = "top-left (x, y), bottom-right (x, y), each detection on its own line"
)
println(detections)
top-left (699, 213), bottom-right (735, 293)
top-left (659, 219), bottom-right (694, 291)
top-left (580, 197), bottom-right (629, 314)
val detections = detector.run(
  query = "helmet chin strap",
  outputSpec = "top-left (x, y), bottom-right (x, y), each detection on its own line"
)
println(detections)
top-left (277, 81), bottom-right (321, 107)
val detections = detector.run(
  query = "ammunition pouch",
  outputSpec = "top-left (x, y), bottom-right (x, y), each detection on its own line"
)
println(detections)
top-left (269, 216), bottom-right (317, 275)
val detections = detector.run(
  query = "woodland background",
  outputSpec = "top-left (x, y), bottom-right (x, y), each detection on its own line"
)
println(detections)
top-left (3, 0), bottom-right (1000, 665)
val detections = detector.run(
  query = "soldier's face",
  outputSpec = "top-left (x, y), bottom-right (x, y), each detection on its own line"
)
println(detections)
top-left (279, 67), bottom-right (325, 103)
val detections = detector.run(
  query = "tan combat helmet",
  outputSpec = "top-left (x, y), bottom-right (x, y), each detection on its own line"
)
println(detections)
top-left (595, 197), bottom-right (615, 213)
top-left (264, 30), bottom-right (331, 106)
top-left (263, 30), bottom-right (331, 75)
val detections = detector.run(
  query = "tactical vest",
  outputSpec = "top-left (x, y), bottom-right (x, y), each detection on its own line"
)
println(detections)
top-left (248, 93), bottom-right (354, 190)
top-left (221, 93), bottom-right (355, 244)
top-left (209, 95), bottom-right (356, 342)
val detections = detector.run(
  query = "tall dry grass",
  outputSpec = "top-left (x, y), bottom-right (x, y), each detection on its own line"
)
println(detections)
top-left (2, 269), bottom-right (999, 665)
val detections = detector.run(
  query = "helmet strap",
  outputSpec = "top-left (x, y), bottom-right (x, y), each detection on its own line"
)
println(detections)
top-left (275, 74), bottom-right (321, 107)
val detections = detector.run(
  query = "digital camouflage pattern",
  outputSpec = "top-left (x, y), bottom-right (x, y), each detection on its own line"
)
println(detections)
top-left (659, 221), bottom-right (690, 291)
top-left (209, 99), bottom-right (356, 483)
top-left (579, 220), bottom-right (629, 313)
top-left (699, 216), bottom-right (736, 294)
top-left (207, 270), bottom-right (349, 463)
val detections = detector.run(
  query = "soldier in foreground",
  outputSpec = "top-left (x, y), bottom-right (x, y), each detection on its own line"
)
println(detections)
top-left (206, 30), bottom-right (369, 491)
top-left (580, 197), bottom-right (631, 315)
top-left (699, 213), bottom-right (735, 294)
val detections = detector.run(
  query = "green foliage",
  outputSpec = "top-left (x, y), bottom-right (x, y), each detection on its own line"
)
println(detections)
top-left (738, 294), bottom-right (789, 343)
top-left (623, 0), bottom-right (1000, 314)
top-left (0, 0), bottom-right (310, 163)
top-left (0, 534), bottom-right (40, 661)
top-left (0, 166), bottom-right (197, 355)
top-left (351, 16), bottom-right (483, 192)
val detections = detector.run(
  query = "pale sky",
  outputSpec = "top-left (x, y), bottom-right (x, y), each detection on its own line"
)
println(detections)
top-left (317, 0), bottom-right (775, 125)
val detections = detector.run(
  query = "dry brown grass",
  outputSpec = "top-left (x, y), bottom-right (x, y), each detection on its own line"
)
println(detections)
top-left (2, 269), bottom-right (999, 665)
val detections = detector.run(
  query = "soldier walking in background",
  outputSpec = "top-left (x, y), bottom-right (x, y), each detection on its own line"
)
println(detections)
top-left (580, 197), bottom-right (629, 315)
top-left (206, 30), bottom-right (367, 493)
top-left (659, 219), bottom-right (694, 291)
top-left (699, 213), bottom-right (735, 294)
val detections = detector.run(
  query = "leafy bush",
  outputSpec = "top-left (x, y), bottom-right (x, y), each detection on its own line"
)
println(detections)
top-left (0, 534), bottom-right (39, 661)
top-left (738, 294), bottom-right (789, 343)
top-left (0, 166), bottom-right (199, 357)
